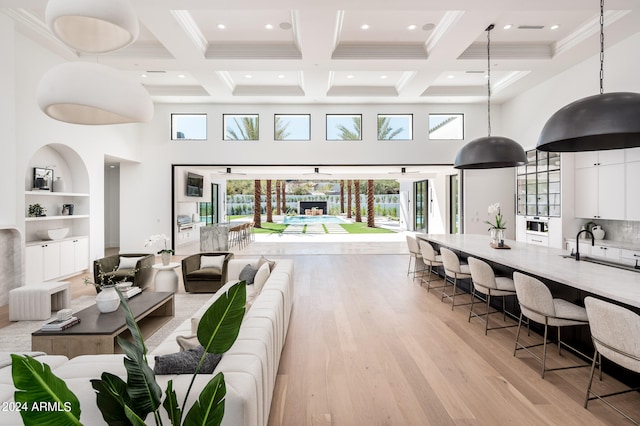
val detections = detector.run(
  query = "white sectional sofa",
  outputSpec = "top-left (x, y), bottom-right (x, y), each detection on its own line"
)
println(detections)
top-left (0, 258), bottom-right (293, 426)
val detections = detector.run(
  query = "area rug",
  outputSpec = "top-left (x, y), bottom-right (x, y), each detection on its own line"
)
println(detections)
top-left (0, 293), bottom-right (212, 354)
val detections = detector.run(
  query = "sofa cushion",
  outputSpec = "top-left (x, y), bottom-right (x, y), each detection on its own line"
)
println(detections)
top-left (254, 263), bottom-right (271, 293)
top-left (103, 269), bottom-right (135, 282)
top-left (200, 255), bottom-right (225, 272)
top-left (186, 269), bottom-right (222, 280)
top-left (239, 264), bottom-right (259, 284)
top-left (257, 256), bottom-right (276, 272)
top-left (119, 256), bottom-right (143, 269)
top-left (176, 334), bottom-right (199, 351)
top-left (154, 346), bottom-right (221, 375)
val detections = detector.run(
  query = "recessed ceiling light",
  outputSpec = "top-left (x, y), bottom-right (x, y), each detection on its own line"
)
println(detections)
top-left (361, 24), bottom-right (370, 30)
top-left (550, 24), bottom-right (560, 30)
top-left (177, 74), bottom-right (185, 79)
top-left (447, 75), bottom-right (455, 79)
top-left (347, 74), bottom-right (355, 79)
top-left (277, 74), bottom-right (285, 79)
top-left (380, 75), bottom-right (388, 79)
top-left (141, 74), bottom-right (147, 78)
top-left (422, 23), bottom-right (435, 31)
top-left (407, 24), bottom-right (417, 30)
top-left (503, 24), bottom-right (513, 30)
top-left (245, 74), bottom-right (252, 79)
top-left (217, 24), bottom-right (225, 29)
top-left (265, 24), bottom-right (274, 30)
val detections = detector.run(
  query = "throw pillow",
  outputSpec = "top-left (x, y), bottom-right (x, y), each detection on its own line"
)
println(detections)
top-left (257, 255), bottom-right (276, 272)
top-left (119, 256), bottom-right (143, 270)
top-left (239, 264), bottom-right (259, 285)
top-left (200, 255), bottom-right (224, 272)
top-left (253, 262), bottom-right (271, 293)
top-left (154, 345), bottom-right (221, 375)
top-left (176, 334), bottom-right (200, 352)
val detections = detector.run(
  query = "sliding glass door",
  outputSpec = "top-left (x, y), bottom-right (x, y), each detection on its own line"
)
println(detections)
top-left (413, 180), bottom-right (429, 233)
top-left (449, 174), bottom-right (460, 234)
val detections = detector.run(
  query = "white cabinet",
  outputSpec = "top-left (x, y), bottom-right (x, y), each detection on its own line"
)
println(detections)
top-left (526, 234), bottom-right (548, 247)
top-left (25, 242), bottom-right (61, 283)
top-left (25, 237), bottom-right (89, 283)
top-left (575, 150), bottom-right (625, 168)
top-left (574, 162), bottom-right (625, 220)
top-left (620, 248), bottom-right (640, 268)
top-left (59, 237), bottom-right (89, 277)
top-left (626, 162), bottom-right (640, 220)
top-left (591, 244), bottom-right (621, 261)
top-left (566, 240), bottom-right (593, 256)
top-left (625, 148), bottom-right (640, 163)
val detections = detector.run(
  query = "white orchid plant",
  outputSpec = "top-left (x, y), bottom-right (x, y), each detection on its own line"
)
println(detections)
top-left (485, 202), bottom-right (507, 230)
top-left (144, 233), bottom-right (174, 254)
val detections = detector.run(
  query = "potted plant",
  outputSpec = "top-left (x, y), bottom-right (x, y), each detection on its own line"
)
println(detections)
top-left (27, 203), bottom-right (46, 217)
top-left (485, 202), bottom-right (507, 246)
top-left (145, 234), bottom-right (175, 266)
top-left (11, 281), bottom-right (247, 425)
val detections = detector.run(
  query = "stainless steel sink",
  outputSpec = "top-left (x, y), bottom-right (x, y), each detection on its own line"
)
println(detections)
top-left (560, 254), bottom-right (640, 273)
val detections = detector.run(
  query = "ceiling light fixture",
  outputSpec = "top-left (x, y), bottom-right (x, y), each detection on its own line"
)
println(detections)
top-left (503, 24), bottom-right (513, 30)
top-left (537, 0), bottom-right (640, 152)
top-left (422, 23), bottom-right (435, 31)
top-left (380, 75), bottom-right (388, 79)
top-left (550, 24), bottom-right (560, 30)
top-left (217, 24), bottom-right (226, 29)
top-left (278, 74), bottom-right (285, 79)
top-left (265, 24), bottom-right (274, 30)
top-left (454, 25), bottom-right (526, 169)
top-left (45, 0), bottom-right (139, 54)
top-left (407, 24), bottom-right (417, 30)
top-left (361, 24), bottom-right (370, 30)
top-left (37, 62), bottom-right (153, 125)
top-left (347, 74), bottom-right (355, 79)
top-left (447, 74), bottom-right (455, 79)
top-left (177, 74), bottom-right (185, 79)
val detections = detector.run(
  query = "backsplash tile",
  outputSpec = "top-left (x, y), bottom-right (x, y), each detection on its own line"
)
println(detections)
top-left (590, 220), bottom-right (640, 244)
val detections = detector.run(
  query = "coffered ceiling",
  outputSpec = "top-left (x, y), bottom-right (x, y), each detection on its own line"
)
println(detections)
top-left (3, 0), bottom-right (639, 105)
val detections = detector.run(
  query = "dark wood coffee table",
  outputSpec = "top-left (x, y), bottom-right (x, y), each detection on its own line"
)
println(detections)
top-left (32, 291), bottom-right (174, 358)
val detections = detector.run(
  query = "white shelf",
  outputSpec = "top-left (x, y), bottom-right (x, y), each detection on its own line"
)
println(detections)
top-left (25, 191), bottom-right (89, 197)
top-left (25, 215), bottom-right (89, 222)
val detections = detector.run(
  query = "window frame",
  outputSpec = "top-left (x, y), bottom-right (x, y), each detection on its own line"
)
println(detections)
top-left (428, 113), bottom-right (465, 140)
top-left (223, 114), bottom-right (260, 141)
top-left (325, 114), bottom-right (363, 141)
top-left (274, 114), bottom-right (311, 141)
top-left (377, 113), bottom-right (413, 141)
top-left (171, 113), bottom-right (208, 141)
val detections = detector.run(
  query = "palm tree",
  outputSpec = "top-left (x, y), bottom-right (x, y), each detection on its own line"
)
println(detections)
top-left (347, 180), bottom-right (352, 218)
top-left (377, 116), bottom-right (404, 140)
top-left (367, 179), bottom-right (375, 227)
top-left (266, 180), bottom-right (272, 222)
top-left (226, 116), bottom-right (259, 140)
top-left (253, 180), bottom-right (261, 228)
top-left (274, 116), bottom-right (292, 140)
top-left (354, 180), bottom-right (361, 222)
top-left (281, 181), bottom-right (286, 214)
top-left (337, 116), bottom-right (361, 140)
top-left (275, 180), bottom-right (281, 215)
top-left (339, 180), bottom-right (345, 214)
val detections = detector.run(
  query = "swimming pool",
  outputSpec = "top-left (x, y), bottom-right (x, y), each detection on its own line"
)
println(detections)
top-left (282, 215), bottom-right (346, 224)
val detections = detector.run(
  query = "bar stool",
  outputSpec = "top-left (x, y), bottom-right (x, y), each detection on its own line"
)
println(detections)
top-left (583, 296), bottom-right (640, 425)
top-left (439, 247), bottom-right (472, 310)
top-left (405, 235), bottom-right (424, 278)
top-left (513, 272), bottom-right (592, 378)
top-left (467, 257), bottom-right (518, 335)
top-left (418, 240), bottom-right (444, 292)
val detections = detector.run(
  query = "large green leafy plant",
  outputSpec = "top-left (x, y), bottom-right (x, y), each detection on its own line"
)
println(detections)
top-left (12, 281), bottom-right (246, 425)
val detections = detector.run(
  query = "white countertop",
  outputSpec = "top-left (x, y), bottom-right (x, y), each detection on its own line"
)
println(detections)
top-left (417, 234), bottom-right (640, 309)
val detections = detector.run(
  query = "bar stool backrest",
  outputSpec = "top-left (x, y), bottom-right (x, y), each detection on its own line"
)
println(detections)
top-left (513, 272), bottom-right (556, 323)
top-left (419, 240), bottom-right (440, 263)
top-left (468, 257), bottom-right (497, 290)
top-left (406, 235), bottom-right (420, 255)
top-left (440, 247), bottom-right (463, 276)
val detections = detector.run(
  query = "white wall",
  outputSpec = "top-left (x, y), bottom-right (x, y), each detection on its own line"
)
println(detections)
top-left (463, 168), bottom-right (516, 239)
top-left (0, 14), bottom-right (17, 226)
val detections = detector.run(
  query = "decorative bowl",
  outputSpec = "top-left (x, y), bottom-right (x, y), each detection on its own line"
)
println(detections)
top-left (36, 227), bottom-right (69, 240)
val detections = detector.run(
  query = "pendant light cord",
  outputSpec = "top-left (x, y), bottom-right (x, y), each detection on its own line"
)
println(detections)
top-left (486, 24), bottom-right (494, 137)
top-left (600, 0), bottom-right (604, 95)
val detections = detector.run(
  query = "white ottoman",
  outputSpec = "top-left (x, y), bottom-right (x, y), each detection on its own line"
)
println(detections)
top-left (9, 282), bottom-right (71, 321)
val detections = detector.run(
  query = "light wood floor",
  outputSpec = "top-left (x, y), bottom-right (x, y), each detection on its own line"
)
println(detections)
top-left (2, 245), bottom-right (638, 425)
top-left (268, 254), bottom-right (640, 426)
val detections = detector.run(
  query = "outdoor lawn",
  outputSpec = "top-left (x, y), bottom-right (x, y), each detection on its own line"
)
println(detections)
top-left (250, 221), bottom-right (395, 234)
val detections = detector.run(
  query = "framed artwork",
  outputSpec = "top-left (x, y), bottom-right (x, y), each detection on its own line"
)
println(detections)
top-left (33, 167), bottom-right (53, 191)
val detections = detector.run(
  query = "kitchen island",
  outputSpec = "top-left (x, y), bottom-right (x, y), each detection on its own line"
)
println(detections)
top-left (417, 233), bottom-right (640, 310)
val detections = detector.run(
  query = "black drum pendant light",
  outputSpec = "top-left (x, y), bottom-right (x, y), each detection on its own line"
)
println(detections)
top-left (454, 25), bottom-right (526, 169)
top-left (537, 0), bottom-right (640, 152)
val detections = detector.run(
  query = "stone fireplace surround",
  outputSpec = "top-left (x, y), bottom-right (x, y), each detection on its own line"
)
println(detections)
top-left (0, 226), bottom-right (22, 306)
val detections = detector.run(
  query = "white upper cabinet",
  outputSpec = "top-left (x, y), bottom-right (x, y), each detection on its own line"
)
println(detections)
top-left (626, 161), bottom-right (640, 220)
top-left (575, 150), bottom-right (625, 168)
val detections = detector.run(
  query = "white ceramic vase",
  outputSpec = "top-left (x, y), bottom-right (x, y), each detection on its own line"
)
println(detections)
top-left (592, 226), bottom-right (605, 240)
top-left (161, 251), bottom-right (171, 266)
top-left (96, 285), bottom-right (120, 313)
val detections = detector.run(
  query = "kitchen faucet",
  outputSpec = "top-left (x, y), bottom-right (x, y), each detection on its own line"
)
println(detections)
top-left (575, 229), bottom-right (595, 261)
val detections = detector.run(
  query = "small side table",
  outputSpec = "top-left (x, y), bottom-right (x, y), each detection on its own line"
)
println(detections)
top-left (152, 262), bottom-right (180, 293)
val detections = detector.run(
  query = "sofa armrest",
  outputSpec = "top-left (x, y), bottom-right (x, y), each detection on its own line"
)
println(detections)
top-left (134, 254), bottom-right (155, 290)
top-left (93, 255), bottom-right (120, 284)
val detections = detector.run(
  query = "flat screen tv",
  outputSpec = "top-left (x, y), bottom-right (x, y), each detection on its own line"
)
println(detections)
top-left (186, 172), bottom-right (204, 197)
